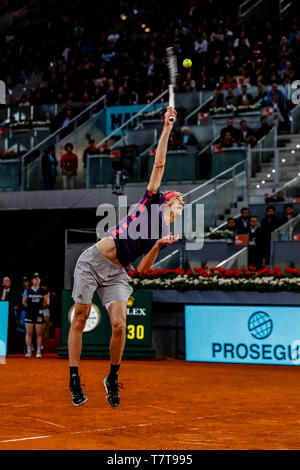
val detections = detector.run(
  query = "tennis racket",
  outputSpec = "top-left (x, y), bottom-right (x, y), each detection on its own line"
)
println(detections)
top-left (166, 47), bottom-right (178, 122)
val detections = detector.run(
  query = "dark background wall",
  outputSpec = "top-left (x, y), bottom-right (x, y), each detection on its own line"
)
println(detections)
top-left (0, 208), bottom-right (98, 290)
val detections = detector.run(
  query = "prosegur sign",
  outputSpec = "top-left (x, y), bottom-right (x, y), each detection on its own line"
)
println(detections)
top-left (105, 103), bottom-right (165, 136)
top-left (185, 305), bottom-right (300, 365)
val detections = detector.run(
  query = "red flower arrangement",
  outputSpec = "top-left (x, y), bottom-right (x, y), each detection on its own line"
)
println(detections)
top-left (128, 266), bottom-right (300, 292)
top-left (264, 191), bottom-right (285, 203)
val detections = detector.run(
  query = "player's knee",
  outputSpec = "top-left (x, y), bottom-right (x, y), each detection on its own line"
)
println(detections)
top-left (72, 311), bottom-right (88, 332)
top-left (111, 320), bottom-right (126, 336)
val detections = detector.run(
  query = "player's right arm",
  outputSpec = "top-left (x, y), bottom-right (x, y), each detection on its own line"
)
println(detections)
top-left (147, 107), bottom-right (177, 195)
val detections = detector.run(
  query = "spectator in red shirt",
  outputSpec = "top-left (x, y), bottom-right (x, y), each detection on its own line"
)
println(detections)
top-left (61, 143), bottom-right (78, 190)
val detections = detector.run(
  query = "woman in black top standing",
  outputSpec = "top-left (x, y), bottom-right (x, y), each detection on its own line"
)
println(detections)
top-left (23, 273), bottom-right (48, 358)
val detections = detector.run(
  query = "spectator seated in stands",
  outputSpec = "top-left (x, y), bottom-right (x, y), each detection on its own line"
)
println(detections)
top-left (269, 94), bottom-right (290, 131)
top-left (282, 203), bottom-right (297, 224)
top-left (226, 217), bottom-right (237, 234)
top-left (221, 74), bottom-right (238, 90)
top-left (18, 94), bottom-right (31, 107)
top-left (237, 119), bottom-right (256, 147)
top-left (210, 88), bottom-right (224, 108)
top-left (267, 83), bottom-right (287, 110)
top-left (256, 116), bottom-right (272, 141)
top-left (62, 109), bottom-right (73, 128)
top-left (31, 112), bottom-right (52, 129)
top-left (224, 95), bottom-right (236, 111)
top-left (226, 87), bottom-right (237, 105)
top-left (220, 117), bottom-right (240, 141)
top-left (180, 127), bottom-right (198, 147)
top-left (17, 115), bottom-right (33, 130)
top-left (218, 131), bottom-right (241, 148)
top-left (236, 207), bottom-right (250, 234)
top-left (237, 84), bottom-right (253, 105)
top-left (83, 138), bottom-right (101, 169)
top-left (254, 83), bottom-right (268, 106)
top-left (6, 116), bottom-right (18, 129)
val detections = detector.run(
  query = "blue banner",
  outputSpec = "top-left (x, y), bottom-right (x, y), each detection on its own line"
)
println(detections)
top-left (185, 305), bottom-right (300, 365)
top-left (105, 103), bottom-right (164, 136)
top-left (0, 301), bottom-right (9, 358)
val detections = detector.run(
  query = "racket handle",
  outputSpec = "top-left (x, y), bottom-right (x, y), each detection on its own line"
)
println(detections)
top-left (168, 85), bottom-right (175, 122)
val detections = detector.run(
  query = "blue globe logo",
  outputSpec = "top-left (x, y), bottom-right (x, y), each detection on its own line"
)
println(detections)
top-left (248, 311), bottom-right (273, 340)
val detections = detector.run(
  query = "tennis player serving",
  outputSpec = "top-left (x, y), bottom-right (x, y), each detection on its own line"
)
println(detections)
top-left (68, 106), bottom-right (184, 408)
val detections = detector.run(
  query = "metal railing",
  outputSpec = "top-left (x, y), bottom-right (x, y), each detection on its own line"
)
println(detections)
top-left (184, 95), bottom-right (213, 125)
top-left (246, 125), bottom-right (277, 178)
top-left (238, 0), bottom-right (262, 17)
top-left (21, 94), bottom-right (107, 190)
top-left (183, 160), bottom-right (246, 204)
top-left (217, 247), bottom-right (248, 269)
top-left (291, 103), bottom-right (300, 134)
top-left (95, 89), bottom-right (168, 148)
top-left (272, 214), bottom-right (300, 242)
top-left (279, 0), bottom-right (293, 19)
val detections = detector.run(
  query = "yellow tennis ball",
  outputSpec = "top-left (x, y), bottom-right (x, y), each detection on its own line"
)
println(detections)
top-left (183, 58), bottom-right (192, 68)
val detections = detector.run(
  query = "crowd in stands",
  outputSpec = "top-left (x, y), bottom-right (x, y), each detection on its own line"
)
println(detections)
top-left (225, 203), bottom-right (297, 268)
top-left (206, 81), bottom-right (291, 132)
top-left (5, 111), bottom-right (53, 130)
top-left (217, 115), bottom-right (272, 148)
top-left (1, 0), bottom-right (299, 109)
top-left (0, 273), bottom-right (58, 355)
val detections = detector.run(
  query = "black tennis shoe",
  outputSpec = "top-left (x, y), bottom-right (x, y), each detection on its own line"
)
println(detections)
top-left (69, 375), bottom-right (87, 407)
top-left (103, 376), bottom-right (124, 409)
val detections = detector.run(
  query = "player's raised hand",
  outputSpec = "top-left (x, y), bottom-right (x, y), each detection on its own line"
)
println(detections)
top-left (164, 107), bottom-right (177, 127)
top-left (155, 232), bottom-right (179, 249)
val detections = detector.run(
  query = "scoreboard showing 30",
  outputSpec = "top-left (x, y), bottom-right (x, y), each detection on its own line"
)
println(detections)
top-left (58, 290), bottom-right (154, 358)
top-left (125, 293), bottom-right (152, 348)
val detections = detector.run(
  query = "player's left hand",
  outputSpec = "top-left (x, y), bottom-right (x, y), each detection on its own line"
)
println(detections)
top-left (164, 107), bottom-right (177, 127)
top-left (155, 232), bottom-right (179, 249)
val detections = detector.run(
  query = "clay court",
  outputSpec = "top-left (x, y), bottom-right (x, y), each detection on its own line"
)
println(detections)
top-left (0, 355), bottom-right (300, 450)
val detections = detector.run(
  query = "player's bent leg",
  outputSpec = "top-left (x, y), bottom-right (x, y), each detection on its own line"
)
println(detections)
top-left (104, 301), bottom-right (127, 409)
top-left (68, 302), bottom-right (91, 406)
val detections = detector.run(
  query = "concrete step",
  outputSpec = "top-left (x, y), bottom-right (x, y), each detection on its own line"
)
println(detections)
top-left (255, 172), bottom-right (299, 180)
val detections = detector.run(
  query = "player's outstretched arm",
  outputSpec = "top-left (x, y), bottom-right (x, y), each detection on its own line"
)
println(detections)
top-left (137, 233), bottom-right (179, 273)
top-left (147, 107), bottom-right (177, 194)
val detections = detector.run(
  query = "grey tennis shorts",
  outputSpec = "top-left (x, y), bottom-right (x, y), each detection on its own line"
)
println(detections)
top-left (72, 244), bottom-right (133, 307)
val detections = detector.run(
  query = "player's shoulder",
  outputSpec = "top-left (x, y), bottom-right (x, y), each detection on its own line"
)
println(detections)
top-left (143, 188), bottom-right (165, 204)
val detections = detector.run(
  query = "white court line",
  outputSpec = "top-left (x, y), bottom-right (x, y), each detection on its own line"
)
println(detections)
top-left (29, 417), bottom-right (66, 429)
top-left (0, 413), bottom-right (247, 444)
top-left (147, 405), bottom-right (177, 414)
top-left (0, 422), bottom-right (166, 444)
top-left (0, 435), bottom-right (51, 443)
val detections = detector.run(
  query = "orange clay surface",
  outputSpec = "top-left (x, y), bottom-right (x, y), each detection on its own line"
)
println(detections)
top-left (0, 354), bottom-right (300, 450)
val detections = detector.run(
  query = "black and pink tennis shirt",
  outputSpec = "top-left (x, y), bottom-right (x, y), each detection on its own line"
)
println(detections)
top-left (109, 188), bottom-right (169, 267)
